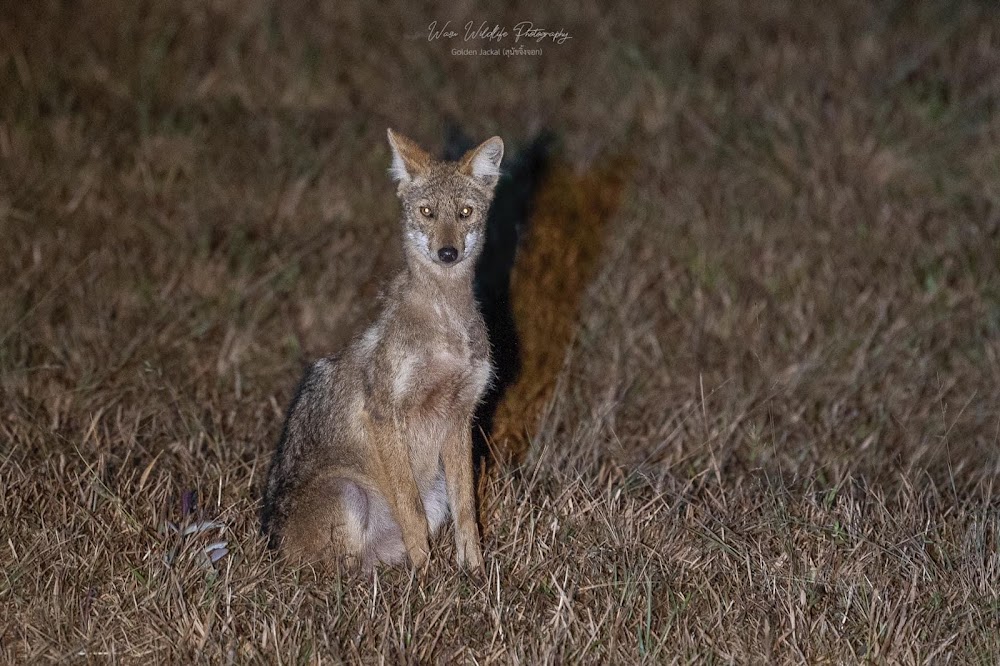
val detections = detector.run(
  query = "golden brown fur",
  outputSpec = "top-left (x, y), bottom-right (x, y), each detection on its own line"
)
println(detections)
top-left (260, 129), bottom-right (504, 571)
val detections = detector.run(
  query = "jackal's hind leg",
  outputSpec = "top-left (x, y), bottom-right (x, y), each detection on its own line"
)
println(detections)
top-left (280, 477), bottom-right (369, 566)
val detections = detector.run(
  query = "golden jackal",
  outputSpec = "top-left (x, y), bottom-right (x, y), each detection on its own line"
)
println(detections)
top-left (260, 129), bottom-right (504, 571)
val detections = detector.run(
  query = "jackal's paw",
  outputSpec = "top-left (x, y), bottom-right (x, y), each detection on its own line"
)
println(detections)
top-left (406, 543), bottom-right (430, 570)
top-left (455, 534), bottom-right (484, 574)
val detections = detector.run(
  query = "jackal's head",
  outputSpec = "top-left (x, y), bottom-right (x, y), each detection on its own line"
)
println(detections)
top-left (386, 128), bottom-right (503, 271)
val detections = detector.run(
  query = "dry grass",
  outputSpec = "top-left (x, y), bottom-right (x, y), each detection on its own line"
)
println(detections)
top-left (2, 0), bottom-right (1000, 662)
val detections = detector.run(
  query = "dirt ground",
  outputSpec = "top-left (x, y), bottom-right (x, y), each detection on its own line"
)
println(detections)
top-left (2, 1), bottom-right (999, 662)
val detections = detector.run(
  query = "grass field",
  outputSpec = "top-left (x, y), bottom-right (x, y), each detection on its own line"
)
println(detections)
top-left (2, 1), bottom-right (1000, 662)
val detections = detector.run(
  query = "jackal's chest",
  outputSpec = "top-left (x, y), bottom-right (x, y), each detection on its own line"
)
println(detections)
top-left (393, 325), bottom-right (491, 415)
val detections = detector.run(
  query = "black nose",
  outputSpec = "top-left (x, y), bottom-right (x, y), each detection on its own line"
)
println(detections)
top-left (438, 246), bottom-right (458, 263)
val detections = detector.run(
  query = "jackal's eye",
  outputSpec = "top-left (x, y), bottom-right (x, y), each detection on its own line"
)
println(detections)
top-left (419, 206), bottom-right (433, 218)
top-left (459, 206), bottom-right (473, 218)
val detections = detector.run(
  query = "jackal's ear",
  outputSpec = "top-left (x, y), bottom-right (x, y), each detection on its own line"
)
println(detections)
top-left (459, 136), bottom-right (504, 188)
top-left (386, 128), bottom-right (431, 183)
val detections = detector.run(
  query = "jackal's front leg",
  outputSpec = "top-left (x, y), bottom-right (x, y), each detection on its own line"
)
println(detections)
top-left (371, 424), bottom-right (431, 568)
top-left (443, 424), bottom-right (484, 571)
